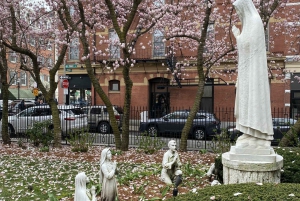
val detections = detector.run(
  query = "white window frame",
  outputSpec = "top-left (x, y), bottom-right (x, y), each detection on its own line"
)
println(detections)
top-left (48, 58), bottom-right (53, 67)
top-left (20, 71), bottom-right (27, 86)
top-left (204, 23), bottom-right (215, 53)
top-left (153, 29), bottom-right (165, 57)
top-left (29, 35), bottom-right (35, 46)
top-left (109, 29), bottom-right (120, 59)
top-left (47, 41), bottom-right (52, 50)
top-left (10, 71), bottom-right (17, 85)
top-left (9, 52), bottom-right (17, 63)
top-left (69, 38), bottom-right (80, 60)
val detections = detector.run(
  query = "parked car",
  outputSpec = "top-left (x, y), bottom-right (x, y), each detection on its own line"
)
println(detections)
top-left (139, 110), bottom-right (221, 140)
top-left (227, 118), bottom-right (298, 145)
top-left (3, 105), bottom-right (88, 137)
top-left (8, 100), bottom-right (35, 114)
top-left (82, 105), bottom-right (122, 134)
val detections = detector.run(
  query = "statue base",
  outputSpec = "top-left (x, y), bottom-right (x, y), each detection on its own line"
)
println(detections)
top-left (222, 146), bottom-right (283, 184)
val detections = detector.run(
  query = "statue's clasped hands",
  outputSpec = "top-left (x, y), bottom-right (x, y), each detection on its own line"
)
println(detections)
top-left (232, 25), bottom-right (240, 38)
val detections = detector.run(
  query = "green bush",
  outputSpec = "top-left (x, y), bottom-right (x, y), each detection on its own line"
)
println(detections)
top-left (137, 132), bottom-right (164, 154)
top-left (211, 129), bottom-right (234, 155)
top-left (25, 120), bottom-right (54, 148)
top-left (67, 127), bottom-right (95, 152)
top-left (275, 147), bottom-right (300, 183)
top-left (210, 129), bottom-right (234, 184)
top-left (165, 183), bottom-right (300, 200)
top-left (279, 126), bottom-right (300, 147)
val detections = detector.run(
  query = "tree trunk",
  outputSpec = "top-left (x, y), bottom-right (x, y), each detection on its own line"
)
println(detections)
top-left (48, 99), bottom-right (62, 148)
top-left (179, 4), bottom-right (211, 151)
top-left (121, 61), bottom-right (133, 151)
top-left (1, 80), bottom-right (10, 145)
top-left (0, 44), bottom-right (10, 144)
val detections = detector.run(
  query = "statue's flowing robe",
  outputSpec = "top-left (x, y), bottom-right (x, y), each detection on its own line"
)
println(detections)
top-left (233, 0), bottom-right (273, 140)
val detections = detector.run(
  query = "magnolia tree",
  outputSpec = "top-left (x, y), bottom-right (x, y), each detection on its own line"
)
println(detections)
top-left (51, 0), bottom-right (168, 150)
top-left (154, 0), bottom-right (298, 150)
top-left (152, 0), bottom-right (236, 150)
top-left (0, 0), bottom-right (77, 147)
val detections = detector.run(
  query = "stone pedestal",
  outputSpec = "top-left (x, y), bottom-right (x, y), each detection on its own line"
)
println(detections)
top-left (222, 146), bottom-right (283, 184)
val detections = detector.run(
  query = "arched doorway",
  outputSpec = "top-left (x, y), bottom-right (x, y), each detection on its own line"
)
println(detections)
top-left (149, 77), bottom-right (170, 118)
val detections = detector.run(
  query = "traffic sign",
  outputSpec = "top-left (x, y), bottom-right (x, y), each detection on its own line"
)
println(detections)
top-left (62, 79), bottom-right (69, 88)
top-left (65, 64), bottom-right (77, 68)
top-left (33, 88), bottom-right (39, 96)
top-left (59, 76), bottom-right (71, 79)
top-left (66, 69), bottom-right (72, 72)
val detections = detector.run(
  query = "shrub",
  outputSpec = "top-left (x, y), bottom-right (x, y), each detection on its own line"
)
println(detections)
top-left (67, 127), bottom-right (95, 152)
top-left (165, 183), bottom-right (300, 200)
top-left (25, 120), bottom-right (54, 149)
top-left (279, 126), bottom-right (300, 147)
top-left (210, 129), bottom-right (234, 155)
top-left (209, 129), bottom-right (234, 184)
top-left (137, 132), bottom-right (164, 154)
top-left (275, 147), bottom-right (300, 183)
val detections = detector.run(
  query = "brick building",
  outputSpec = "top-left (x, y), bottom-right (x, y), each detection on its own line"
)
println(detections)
top-left (57, 1), bottom-right (300, 118)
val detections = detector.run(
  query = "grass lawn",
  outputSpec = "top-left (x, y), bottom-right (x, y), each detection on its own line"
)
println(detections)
top-left (0, 143), bottom-right (215, 200)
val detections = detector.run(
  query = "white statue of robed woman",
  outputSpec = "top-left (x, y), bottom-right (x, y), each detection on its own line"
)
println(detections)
top-left (74, 172), bottom-right (96, 201)
top-left (233, 0), bottom-right (274, 149)
top-left (99, 148), bottom-right (118, 201)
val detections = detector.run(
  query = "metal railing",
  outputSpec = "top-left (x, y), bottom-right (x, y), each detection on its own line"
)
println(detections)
top-left (2, 106), bottom-right (294, 151)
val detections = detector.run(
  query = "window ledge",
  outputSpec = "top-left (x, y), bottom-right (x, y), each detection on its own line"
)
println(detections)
top-left (109, 90), bottom-right (120, 94)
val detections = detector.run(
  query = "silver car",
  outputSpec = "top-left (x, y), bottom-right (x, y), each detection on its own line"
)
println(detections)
top-left (82, 105), bottom-right (122, 134)
top-left (5, 105), bottom-right (88, 136)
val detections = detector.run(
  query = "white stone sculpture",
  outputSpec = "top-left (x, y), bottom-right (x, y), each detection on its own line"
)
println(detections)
top-left (161, 140), bottom-right (182, 187)
top-left (74, 172), bottom-right (96, 201)
top-left (100, 148), bottom-right (118, 201)
top-left (222, 0), bottom-right (283, 185)
top-left (233, 0), bottom-right (273, 149)
top-left (206, 163), bottom-right (215, 177)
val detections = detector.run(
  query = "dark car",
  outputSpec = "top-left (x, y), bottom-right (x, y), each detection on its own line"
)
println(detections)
top-left (139, 110), bottom-right (221, 140)
top-left (227, 118), bottom-right (298, 145)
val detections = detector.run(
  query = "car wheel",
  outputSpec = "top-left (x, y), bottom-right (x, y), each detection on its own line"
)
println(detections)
top-left (97, 122), bottom-right (110, 134)
top-left (8, 124), bottom-right (15, 137)
top-left (147, 125), bottom-right (158, 137)
top-left (194, 128), bottom-right (205, 140)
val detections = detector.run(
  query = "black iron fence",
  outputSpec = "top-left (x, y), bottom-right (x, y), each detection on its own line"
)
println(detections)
top-left (2, 106), bottom-right (295, 151)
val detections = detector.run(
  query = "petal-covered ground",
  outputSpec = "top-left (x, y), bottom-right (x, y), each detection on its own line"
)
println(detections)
top-left (0, 143), bottom-right (217, 200)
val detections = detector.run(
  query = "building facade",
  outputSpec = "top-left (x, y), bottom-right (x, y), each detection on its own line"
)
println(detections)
top-left (57, 1), bottom-right (300, 118)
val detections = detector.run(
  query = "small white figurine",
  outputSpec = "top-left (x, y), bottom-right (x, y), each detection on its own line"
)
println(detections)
top-left (161, 140), bottom-right (183, 187)
top-left (100, 148), bottom-right (118, 201)
top-left (74, 172), bottom-right (96, 201)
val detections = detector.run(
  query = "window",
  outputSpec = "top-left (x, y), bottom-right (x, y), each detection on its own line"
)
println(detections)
top-left (29, 35), bottom-right (35, 46)
top-left (20, 71), bottom-right (27, 86)
top-left (153, 29), bottom-right (165, 57)
top-left (153, 0), bottom-right (164, 6)
top-left (69, 38), bottom-right (79, 60)
top-left (47, 41), bottom-right (52, 50)
top-left (109, 29), bottom-right (120, 59)
top-left (109, 80), bottom-right (120, 91)
top-left (204, 23), bottom-right (215, 53)
top-left (38, 56), bottom-right (45, 65)
top-left (44, 75), bottom-right (49, 82)
top-left (9, 52), bottom-right (17, 63)
top-left (10, 71), bottom-right (17, 85)
top-left (91, 108), bottom-right (102, 114)
top-left (48, 58), bottom-right (53, 67)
